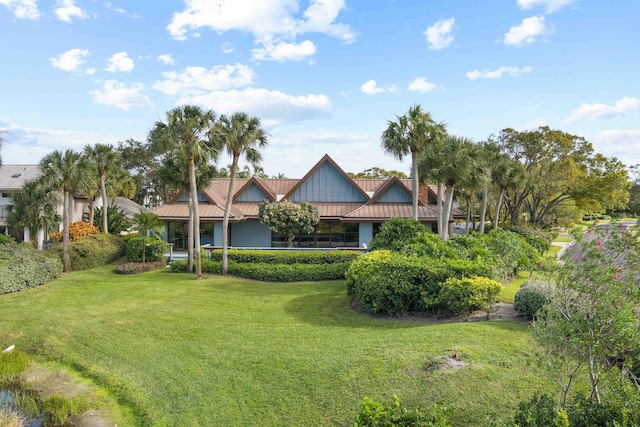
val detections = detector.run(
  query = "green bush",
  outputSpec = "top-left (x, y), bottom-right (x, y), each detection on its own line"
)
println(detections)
top-left (44, 234), bottom-right (125, 271)
top-left (93, 206), bottom-right (132, 234)
top-left (352, 395), bottom-right (453, 427)
top-left (0, 234), bottom-right (16, 244)
top-left (208, 249), bottom-right (359, 265)
top-left (170, 259), bottom-right (350, 281)
top-left (115, 261), bottom-right (166, 275)
top-left (433, 276), bottom-right (502, 320)
top-left (345, 251), bottom-right (492, 316)
top-left (125, 237), bottom-right (168, 263)
top-left (402, 232), bottom-right (455, 259)
top-left (0, 243), bottom-right (62, 293)
top-left (513, 393), bottom-right (568, 427)
top-left (502, 224), bottom-right (557, 255)
top-left (368, 217), bottom-right (431, 252)
top-left (514, 280), bottom-right (552, 320)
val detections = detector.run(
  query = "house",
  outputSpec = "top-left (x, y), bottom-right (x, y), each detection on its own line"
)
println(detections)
top-left (0, 164), bottom-right (142, 247)
top-left (151, 154), bottom-right (463, 249)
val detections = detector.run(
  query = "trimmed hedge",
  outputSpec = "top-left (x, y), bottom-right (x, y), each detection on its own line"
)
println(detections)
top-left (125, 237), bottom-right (169, 263)
top-left (345, 250), bottom-right (493, 316)
top-left (170, 259), bottom-right (351, 282)
top-left (0, 243), bottom-right (62, 294)
top-left (208, 249), bottom-right (359, 265)
top-left (115, 261), bottom-right (167, 275)
top-left (44, 234), bottom-right (125, 271)
top-left (514, 280), bottom-right (552, 320)
top-left (367, 217), bottom-right (431, 252)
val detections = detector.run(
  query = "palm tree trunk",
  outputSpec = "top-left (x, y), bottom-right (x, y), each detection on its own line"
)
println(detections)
top-left (222, 155), bottom-right (239, 275)
top-left (189, 157), bottom-right (202, 280)
top-left (437, 183), bottom-right (444, 238)
top-left (494, 187), bottom-right (505, 231)
top-left (479, 188), bottom-right (488, 234)
top-left (186, 187), bottom-right (194, 273)
top-left (142, 233), bottom-right (147, 263)
top-left (441, 184), bottom-right (455, 241)
top-left (100, 173), bottom-right (108, 234)
top-left (411, 151), bottom-right (419, 220)
top-left (465, 195), bottom-right (471, 235)
top-left (63, 191), bottom-right (71, 272)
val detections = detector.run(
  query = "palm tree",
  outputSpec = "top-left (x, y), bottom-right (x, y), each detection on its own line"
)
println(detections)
top-left (132, 211), bottom-right (163, 263)
top-left (381, 104), bottom-right (447, 219)
top-left (150, 105), bottom-right (218, 280)
top-left (6, 178), bottom-right (60, 249)
top-left (85, 143), bottom-right (123, 234)
top-left (493, 158), bottom-right (527, 231)
top-left (459, 143), bottom-right (490, 234)
top-left (213, 112), bottom-right (268, 275)
top-left (39, 150), bottom-right (91, 272)
top-left (477, 141), bottom-right (502, 233)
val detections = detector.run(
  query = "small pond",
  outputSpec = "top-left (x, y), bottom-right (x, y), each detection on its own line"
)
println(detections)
top-left (1, 389), bottom-right (44, 427)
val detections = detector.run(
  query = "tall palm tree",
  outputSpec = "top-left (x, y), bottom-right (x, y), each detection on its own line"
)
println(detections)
top-left (39, 150), bottom-right (91, 272)
top-left (477, 141), bottom-right (502, 233)
top-left (213, 112), bottom-right (268, 275)
top-left (381, 104), bottom-right (447, 219)
top-left (459, 143), bottom-right (490, 234)
top-left (493, 158), bottom-right (527, 230)
top-left (6, 178), bottom-right (60, 249)
top-left (150, 105), bottom-right (218, 280)
top-left (133, 211), bottom-right (163, 263)
top-left (84, 143), bottom-right (123, 234)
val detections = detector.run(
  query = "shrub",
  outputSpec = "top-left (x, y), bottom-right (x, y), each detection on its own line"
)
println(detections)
top-left (170, 259), bottom-right (350, 281)
top-left (434, 276), bottom-right (502, 320)
top-left (513, 393), bottom-right (567, 427)
top-left (125, 237), bottom-right (168, 263)
top-left (208, 249), bottom-right (359, 265)
top-left (44, 234), bottom-right (125, 271)
top-left (0, 234), bottom-right (15, 244)
top-left (50, 221), bottom-right (100, 242)
top-left (514, 280), bottom-right (552, 320)
top-left (402, 233), bottom-right (454, 259)
top-left (368, 217), bottom-right (431, 252)
top-left (93, 206), bottom-right (132, 234)
top-left (115, 261), bottom-right (166, 275)
top-left (502, 224), bottom-right (557, 255)
top-left (352, 395), bottom-right (453, 427)
top-left (0, 243), bottom-right (62, 294)
top-left (345, 251), bottom-right (492, 316)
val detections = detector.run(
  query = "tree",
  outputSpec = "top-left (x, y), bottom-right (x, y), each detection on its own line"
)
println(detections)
top-left (258, 200), bottom-right (320, 247)
top-left (381, 104), bottom-right (446, 219)
top-left (459, 143), bottom-right (490, 234)
top-left (150, 105), bottom-right (218, 280)
top-left (0, 129), bottom-right (8, 165)
top-left (348, 167), bottom-right (408, 179)
top-left (132, 211), bottom-right (163, 263)
top-left (492, 156), bottom-right (526, 231)
top-left (84, 143), bottom-right (123, 234)
top-left (39, 150), bottom-right (91, 272)
top-left (534, 224), bottom-right (640, 403)
top-left (6, 178), bottom-right (60, 249)
top-left (213, 112), bottom-right (268, 274)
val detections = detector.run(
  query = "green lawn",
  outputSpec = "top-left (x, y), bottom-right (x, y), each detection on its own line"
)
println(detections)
top-left (0, 267), bottom-right (555, 426)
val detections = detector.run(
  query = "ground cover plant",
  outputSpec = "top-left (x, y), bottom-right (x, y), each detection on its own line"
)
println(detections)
top-left (0, 267), bottom-right (557, 426)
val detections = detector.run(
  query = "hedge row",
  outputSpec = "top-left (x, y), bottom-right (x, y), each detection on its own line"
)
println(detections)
top-left (170, 259), bottom-right (351, 282)
top-left (346, 250), bottom-right (493, 316)
top-left (208, 249), bottom-right (360, 265)
top-left (0, 243), bottom-right (62, 294)
top-left (44, 234), bottom-right (125, 271)
top-left (124, 237), bottom-right (169, 263)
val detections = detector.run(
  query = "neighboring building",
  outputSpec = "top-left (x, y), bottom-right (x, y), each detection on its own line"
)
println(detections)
top-left (151, 154), bottom-right (463, 249)
top-left (0, 164), bottom-right (142, 246)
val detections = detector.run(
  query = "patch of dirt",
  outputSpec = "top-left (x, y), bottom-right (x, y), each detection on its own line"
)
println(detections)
top-left (351, 299), bottom-right (525, 323)
top-left (423, 351), bottom-right (470, 372)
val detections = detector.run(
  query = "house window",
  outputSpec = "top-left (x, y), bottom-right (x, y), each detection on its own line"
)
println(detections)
top-left (271, 221), bottom-right (359, 248)
top-left (1, 193), bottom-right (10, 198)
top-left (167, 222), bottom-right (214, 250)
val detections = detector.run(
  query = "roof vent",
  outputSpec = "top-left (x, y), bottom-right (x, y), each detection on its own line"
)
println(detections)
top-left (11, 173), bottom-right (21, 178)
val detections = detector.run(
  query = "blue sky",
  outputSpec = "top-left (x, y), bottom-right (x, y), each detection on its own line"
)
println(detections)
top-left (1, 0), bottom-right (639, 177)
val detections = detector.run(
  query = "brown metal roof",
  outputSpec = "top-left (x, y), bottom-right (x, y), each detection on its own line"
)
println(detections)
top-left (150, 202), bottom-right (244, 220)
top-left (344, 203), bottom-right (440, 221)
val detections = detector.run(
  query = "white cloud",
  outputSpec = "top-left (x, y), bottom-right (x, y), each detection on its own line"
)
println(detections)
top-left (466, 66), bottom-right (532, 80)
top-left (407, 77), bottom-right (438, 93)
top-left (179, 87), bottom-right (332, 127)
top-left (54, 0), bottom-right (88, 23)
top-left (517, 0), bottom-right (580, 13)
top-left (105, 52), bottom-right (134, 72)
top-left (222, 43), bottom-right (235, 54)
top-left (166, 0), bottom-right (355, 61)
top-left (0, 0), bottom-right (40, 19)
top-left (596, 129), bottom-right (640, 165)
top-left (157, 53), bottom-right (175, 65)
top-left (504, 16), bottom-right (551, 47)
top-left (91, 80), bottom-right (154, 110)
top-left (153, 64), bottom-right (255, 96)
top-left (424, 18), bottom-right (455, 50)
top-left (85, 68), bottom-right (96, 75)
top-left (50, 48), bottom-right (90, 72)
top-left (566, 97), bottom-right (640, 123)
top-left (252, 40), bottom-right (317, 61)
top-left (361, 80), bottom-right (396, 96)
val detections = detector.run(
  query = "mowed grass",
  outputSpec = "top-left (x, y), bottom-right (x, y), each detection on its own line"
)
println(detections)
top-left (0, 267), bottom-right (554, 426)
